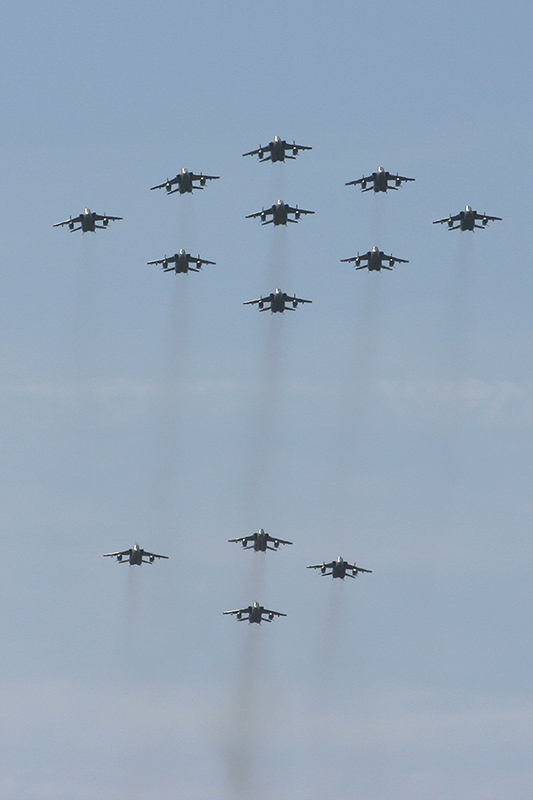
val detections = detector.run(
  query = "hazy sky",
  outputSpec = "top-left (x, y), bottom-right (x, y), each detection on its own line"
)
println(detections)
top-left (1, 1), bottom-right (532, 798)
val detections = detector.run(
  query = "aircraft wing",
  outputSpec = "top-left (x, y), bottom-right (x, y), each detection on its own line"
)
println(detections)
top-left (246, 209), bottom-right (270, 219)
top-left (307, 562), bottom-right (334, 570)
top-left (228, 536), bottom-right (251, 544)
top-left (243, 298), bottom-right (262, 306)
top-left (190, 173), bottom-right (219, 182)
top-left (345, 176), bottom-right (371, 187)
top-left (291, 143), bottom-right (312, 151)
top-left (103, 549), bottom-right (131, 558)
top-left (266, 534), bottom-right (293, 545)
top-left (147, 257), bottom-right (174, 266)
top-left (285, 205), bottom-right (314, 216)
top-left (262, 608), bottom-right (287, 618)
top-left (92, 214), bottom-right (122, 222)
top-left (340, 254), bottom-right (368, 263)
top-left (150, 177), bottom-right (178, 191)
top-left (53, 215), bottom-right (82, 227)
top-left (290, 296), bottom-right (312, 305)
top-left (242, 147), bottom-right (263, 157)
top-left (196, 257), bottom-right (216, 266)
top-left (474, 212), bottom-right (502, 221)
top-left (141, 550), bottom-right (169, 560)
top-left (433, 213), bottom-right (460, 224)
top-left (396, 175), bottom-right (415, 183)
top-left (355, 566), bottom-right (372, 573)
top-left (223, 608), bottom-right (248, 616)
top-left (382, 253), bottom-right (409, 264)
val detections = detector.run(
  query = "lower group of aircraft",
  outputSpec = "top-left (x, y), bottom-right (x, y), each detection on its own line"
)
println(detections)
top-left (102, 531), bottom-right (371, 623)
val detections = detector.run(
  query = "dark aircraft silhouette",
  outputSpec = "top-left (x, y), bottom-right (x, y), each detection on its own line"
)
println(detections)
top-left (103, 544), bottom-right (169, 565)
top-left (433, 205), bottom-right (502, 231)
top-left (341, 246), bottom-right (409, 271)
top-left (150, 168), bottom-right (219, 195)
top-left (244, 287), bottom-right (312, 313)
top-left (246, 199), bottom-right (314, 226)
top-left (147, 249), bottom-right (216, 273)
top-left (243, 136), bottom-right (312, 162)
top-left (223, 601), bottom-right (287, 624)
top-left (228, 528), bottom-right (293, 551)
top-left (307, 556), bottom-right (372, 579)
top-left (346, 166), bottom-right (415, 192)
top-left (53, 208), bottom-right (122, 233)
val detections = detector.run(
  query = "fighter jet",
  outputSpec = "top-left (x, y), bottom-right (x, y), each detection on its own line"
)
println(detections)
top-left (346, 166), bottom-right (415, 192)
top-left (150, 168), bottom-right (219, 195)
top-left (103, 544), bottom-right (169, 565)
top-left (244, 287), bottom-right (312, 313)
top-left (433, 206), bottom-right (502, 231)
top-left (53, 208), bottom-right (122, 233)
top-left (223, 601), bottom-right (287, 624)
top-left (243, 136), bottom-right (312, 162)
top-left (228, 528), bottom-right (293, 552)
top-left (246, 199), bottom-right (314, 226)
top-left (147, 249), bottom-right (216, 273)
top-left (341, 246), bottom-right (409, 271)
top-left (307, 556), bottom-right (372, 579)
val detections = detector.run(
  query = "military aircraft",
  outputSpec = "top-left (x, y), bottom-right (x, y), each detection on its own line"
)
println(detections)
top-left (103, 544), bottom-right (169, 565)
top-left (147, 249), bottom-right (216, 273)
top-left (150, 168), bottom-right (219, 195)
top-left (53, 208), bottom-right (122, 233)
top-left (341, 246), bottom-right (409, 271)
top-left (244, 287), bottom-right (312, 313)
top-left (307, 555), bottom-right (372, 579)
top-left (243, 136), bottom-right (312, 162)
top-left (228, 528), bottom-right (293, 552)
top-left (223, 601), bottom-right (287, 624)
top-left (433, 206), bottom-right (502, 231)
top-left (345, 166), bottom-right (415, 192)
top-left (246, 199), bottom-right (314, 226)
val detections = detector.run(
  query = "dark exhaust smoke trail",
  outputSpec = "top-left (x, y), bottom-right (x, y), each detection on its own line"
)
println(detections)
top-left (242, 315), bottom-right (287, 524)
top-left (315, 578), bottom-right (346, 687)
top-left (267, 226), bottom-right (289, 288)
top-left (223, 625), bottom-right (265, 800)
top-left (151, 278), bottom-right (190, 538)
top-left (335, 273), bottom-right (383, 475)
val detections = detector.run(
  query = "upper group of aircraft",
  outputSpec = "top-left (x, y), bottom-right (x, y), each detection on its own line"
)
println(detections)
top-left (53, 136), bottom-right (502, 312)
top-left (104, 530), bottom-right (371, 623)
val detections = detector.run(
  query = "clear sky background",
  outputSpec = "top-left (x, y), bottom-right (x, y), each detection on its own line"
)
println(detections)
top-left (0, 1), bottom-right (532, 798)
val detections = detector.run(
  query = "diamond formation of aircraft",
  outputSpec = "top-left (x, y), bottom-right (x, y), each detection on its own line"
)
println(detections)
top-left (345, 166), bottom-right (415, 193)
top-left (150, 168), bottom-right (219, 195)
top-left (147, 249), bottom-right (216, 274)
top-left (228, 528), bottom-right (293, 552)
top-left (223, 601), bottom-right (287, 624)
top-left (307, 555), bottom-right (372, 579)
top-left (341, 246), bottom-right (409, 271)
top-left (53, 208), bottom-right (122, 233)
top-left (433, 206), bottom-right (502, 231)
top-left (244, 287), bottom-right (312, 313)
top-left (243, 136), bottom-right (312, 163)
top-left (103, 544), bottom-right (169, 565)
top-left (246, 199), bottom-right (314, 226)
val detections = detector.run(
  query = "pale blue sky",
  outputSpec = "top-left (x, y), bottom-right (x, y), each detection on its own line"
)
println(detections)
top-left (0, 1), bottom-right (532, 798)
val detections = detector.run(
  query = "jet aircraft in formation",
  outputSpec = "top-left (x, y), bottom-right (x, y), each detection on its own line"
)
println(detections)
top-left (150, 168), bottom-right (219, 195)
top-left (307, 556), bottom-right (372, 579)
top-left (147, 250), bottom-right (216, 273)
top-left (228, 528), bottom-right (293, 551)
top-left (53, 209), bottom-right (122, 233)
top-left (433, 206), bottom-right (502, 231)
top-left (345, 166), bottom-right (415, 193)
top-left (243, 136), bottom-right (312, 162)
top-left (341, 246), bottom-right (409, 271)
top-left (103, 544), bottom-right (169, 565)
top-left (244, 288), bottom-right (312, 313)
top-left (246, 199), bottom-right (314, 226)
top-left (223, 601), bottom-right (287, 624)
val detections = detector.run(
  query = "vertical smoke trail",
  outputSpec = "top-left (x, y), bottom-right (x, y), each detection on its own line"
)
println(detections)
top-left (223, 625), bottom-right (265, 800)
top-left (120, 566), bottom-right (140, 676)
